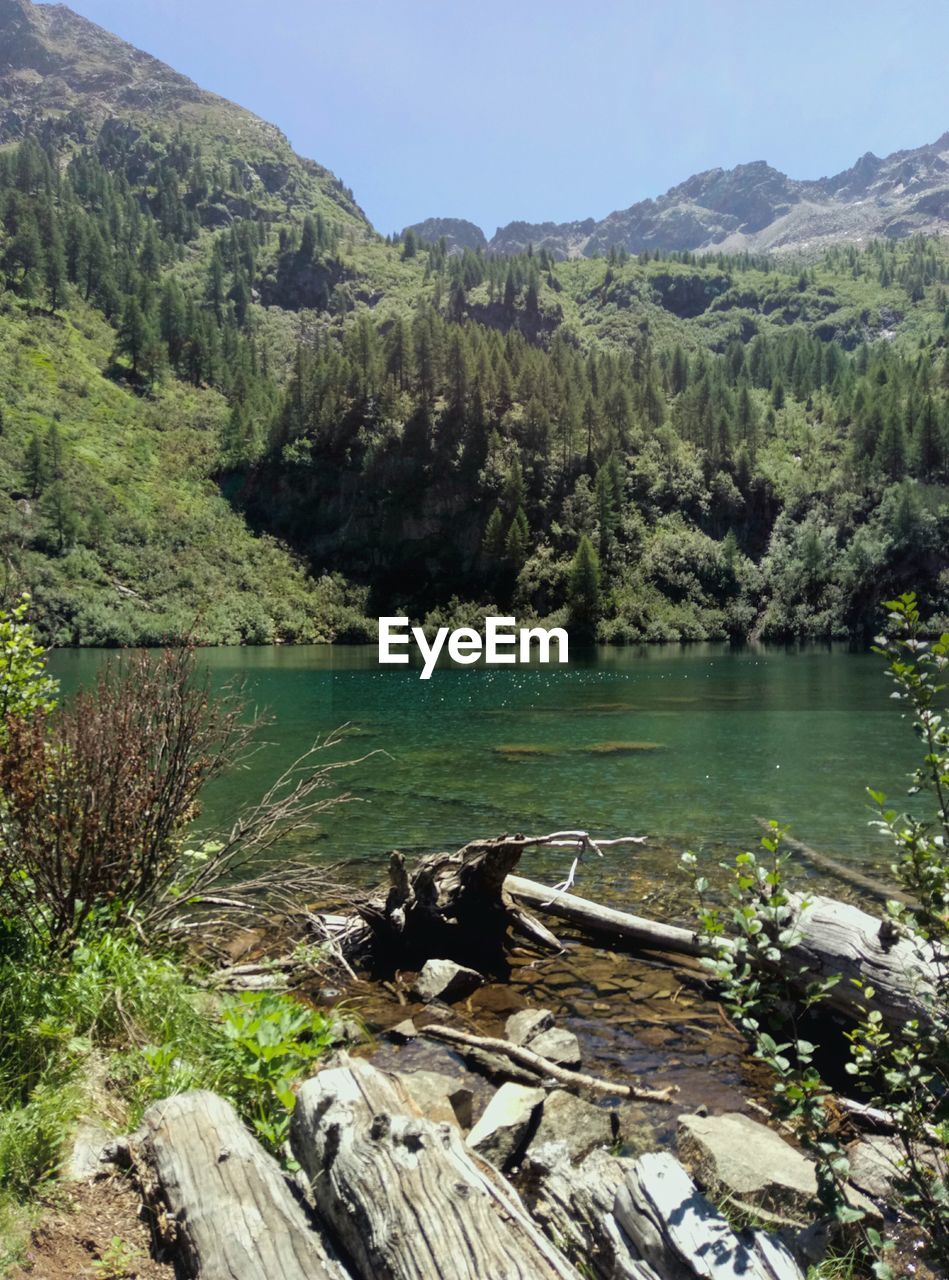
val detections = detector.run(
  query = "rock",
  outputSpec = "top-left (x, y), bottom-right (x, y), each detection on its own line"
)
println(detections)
top-left (505, 1007), bottom-right (554, 1046)
top-left (63, 1121), bottom-right (111, 1181)
top-left (396, 1069), bottom-right (474, 1129)
top-left (847, 1135), bottom-right (905, 1202)
top-left (330, 1013), bottom-right (364, 1045)
top-left (529, 1026), bottom-right (582, 1070)
top-left (847, 1133), bottom-right (945, 1204)
top-left (467, 1082), bottom-right (545, 1169)
top-left (677, 1111), bottom-right (818, 1224)
top-left (529, 1090), bottom-right (615, 1163)
top-left (388, 1018), bottom-right (417, 1042)
top-left (411, 958), bottom-right (484, 1004)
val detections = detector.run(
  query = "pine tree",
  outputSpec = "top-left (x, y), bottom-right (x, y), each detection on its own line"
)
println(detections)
top-left (505, 507), bottom-right (529, 570)
top-left (567, 534), bottom-right (602, 638)
top-left (25, 431), bottom-right (47, 497)
top-left (483, 507), bottom-right (505, 558)
top-left (44, 221), bottom-right (67, 310)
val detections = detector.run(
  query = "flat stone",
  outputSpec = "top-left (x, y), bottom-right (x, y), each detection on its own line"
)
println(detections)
top-left (529, 1026), bottom-right (582, 1070)
top-left (396, 1069), bottom-right (473, 1128)
top-left (467, 1082), bottom-right (545, 1169)
top-left (529, 1090), bottom-right (615, 1163)
top-left (388, 1018), bottom-right (418, 1042)
top-left (677, 1111), bottom-right (818, 1223)
top-left (411, 958), bottom-right (484, 1004)
top-left (505, 1007), bottom-right (554, 1046)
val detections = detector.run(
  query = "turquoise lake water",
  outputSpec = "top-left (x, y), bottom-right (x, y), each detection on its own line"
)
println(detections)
top-left (47, 643), bottom-right (920, 896)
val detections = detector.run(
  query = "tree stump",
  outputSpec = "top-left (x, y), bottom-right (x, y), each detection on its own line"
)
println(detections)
top-left (343, 837), bottom-right (562, 969)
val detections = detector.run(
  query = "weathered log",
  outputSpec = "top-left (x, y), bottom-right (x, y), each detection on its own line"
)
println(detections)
top-left (136, 1090), bottom-right (347, 1280)
top-left (521, 1142), bottom-right (662, 1280)
top-left (614, 1151), bottom-right (804, 1280)
top-left (506, 875), bottom-right (707, 956)
top-left (336, 838), bottom-right (566, 968)
top-left (290, 1056), bottom-right (583, 1280)
top-left (421, 1024), bottom-right (677, 1103)
top-left (507, 874), bottom-right (941, 1030)
top-left (785, 891), bottom-right (939, 1026)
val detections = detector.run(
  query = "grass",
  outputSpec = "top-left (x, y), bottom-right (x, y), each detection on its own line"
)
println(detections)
top-left (0, 292), bottom-right (365, 644)
top-left (0, 924), bottom-right (343, 1269)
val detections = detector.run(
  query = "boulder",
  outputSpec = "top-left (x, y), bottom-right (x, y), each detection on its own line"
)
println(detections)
top-left (529, 1090), bottom-right (615, 1163)
top-left (677, 1111), bottom-right (818, 1224)
top-left (395, 1069), bottom-right (474, 1129)
top-left (529, 1026), bottom-right (582, 1070)
top-left (467, 1082), bottom-right (545, 1169)
top-left (505, 1007), bottom-right (554, 1046)
top-left (411, 958), bottom-right (484, 1003)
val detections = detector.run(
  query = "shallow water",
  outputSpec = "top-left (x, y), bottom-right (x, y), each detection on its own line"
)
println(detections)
top-left (48, 641), bottom-right (921, 898)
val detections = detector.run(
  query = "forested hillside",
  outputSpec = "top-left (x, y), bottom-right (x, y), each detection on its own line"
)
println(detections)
top-left (1, 0), bottom-right (948, 644)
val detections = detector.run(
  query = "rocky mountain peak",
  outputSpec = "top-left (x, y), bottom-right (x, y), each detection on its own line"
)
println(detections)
top-left (418, 131), bottom-right (949, 260)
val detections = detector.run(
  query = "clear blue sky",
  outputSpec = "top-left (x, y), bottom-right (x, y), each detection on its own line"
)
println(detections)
top-left (48, 0), bottom-right (949, 236)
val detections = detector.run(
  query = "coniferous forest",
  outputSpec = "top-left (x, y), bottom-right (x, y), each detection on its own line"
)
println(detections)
top-left (1, 51), bottom-right (948, 646)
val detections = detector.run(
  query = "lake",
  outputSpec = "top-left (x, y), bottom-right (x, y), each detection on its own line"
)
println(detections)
top-left (48, 642), bottom-right (919, 902)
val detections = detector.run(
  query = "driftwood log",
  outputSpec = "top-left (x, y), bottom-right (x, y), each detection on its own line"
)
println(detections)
top-left (521, 1143), bottom-right (662, 1280)
top-left (753, 818), bottom-right (917, 909)
top-left (506, 875), bottom-right (941, 1030)
top-left (335, 836), bottom-right (570, 968)
top-left (135, 1090), bottom-right (347, 1280)
top-left (614, 1151), bottom-right (805, 1280)
top-left (522, 1142), bottom-right (803, 1280)
top-left (290, 1056), bottom-right (583, 1280)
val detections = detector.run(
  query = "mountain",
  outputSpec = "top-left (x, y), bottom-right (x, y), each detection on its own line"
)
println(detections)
top-left (0, 0), bottom-right (947, 648)
top-left (0, 0), bottom-right (366, 225)
top-left (402, 217), bottom-right (486, 254)
top-left (411, 135), bottom-right (949, 260)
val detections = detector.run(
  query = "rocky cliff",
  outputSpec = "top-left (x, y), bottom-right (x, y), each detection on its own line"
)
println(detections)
top-left (419, 134), bottom-right (949, 259)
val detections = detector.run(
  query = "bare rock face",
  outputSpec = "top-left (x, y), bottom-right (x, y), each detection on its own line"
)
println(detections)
top-left (418, 132), bottom-right (949, 260)
top-left (467, 1081), bottom-right (545, 1169)
top-left (411, 957), bottom-right (484, 1003)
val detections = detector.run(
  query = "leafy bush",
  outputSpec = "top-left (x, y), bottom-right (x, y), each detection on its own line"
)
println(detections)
top-left (0, 648), bottom-right (253, 947)
top-left (0, 595), bottom-right (56, 738)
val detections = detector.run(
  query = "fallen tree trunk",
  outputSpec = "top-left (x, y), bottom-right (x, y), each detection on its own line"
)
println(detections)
top-left (290, 1057), bottom-right (583, 1280)
top-left (522, 1143), bottom-right (803, 1280)
top-left (506, 875), bottom-right (941, 1030)
top-left (136, 1090), bottom-right (347, 1280)
top-left (521, 1144), bottom-right (662, 1280)
top-left (421, 1024), bottom-right (677, 1103)
top-left (506, 875), bottom-right (707, 956)
top-left (614, 1151), bottom-right (804, 1280)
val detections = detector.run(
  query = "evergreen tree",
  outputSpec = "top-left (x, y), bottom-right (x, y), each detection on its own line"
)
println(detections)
top-left (483, 507), bottom-right (505, 558)
top-left (505, 507), bottom-right (530, 570)
top-left (567, 534), bottom-right (602, 638)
